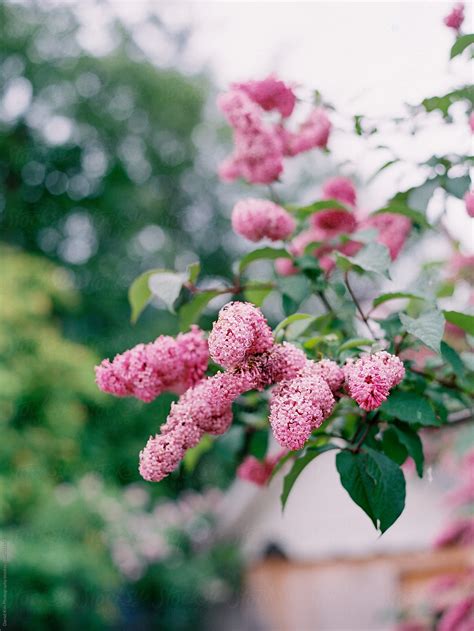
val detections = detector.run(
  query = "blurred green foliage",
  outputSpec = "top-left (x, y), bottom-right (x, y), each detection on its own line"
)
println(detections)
top-left (0, 2), bottom-right (240, 629)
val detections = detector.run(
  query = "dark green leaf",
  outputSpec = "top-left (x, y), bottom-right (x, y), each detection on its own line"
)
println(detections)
top-left (239, 247), bottom-right (290, 274)
top-left (373, 204), bottom-right (430, 229)
top-left (444, 310), bottom-right (474, 336)
top-left (336, 448), bottom-right (406, 533)
top-left (450, 33), bottom-right (474, 59)
top-left (392, 424), bottom-right (424, 477)
top-left (249, 430), bottom-right (269, 460)
top-left (295, 199), bottom-right (348, 219)
top-left (441, 341), bottom-right (465, 379)
top-left (380, 390), bottom-right (438, 426)
top-left (381, 428), bottom-right (408, 465)
top-left (281, 444), bottom-right (337, 510)
top-left (400, 310), bottom-right (445, 353)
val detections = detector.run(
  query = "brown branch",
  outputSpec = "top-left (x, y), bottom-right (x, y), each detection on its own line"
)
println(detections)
top-left (344, 271), bottom-right (379, 340)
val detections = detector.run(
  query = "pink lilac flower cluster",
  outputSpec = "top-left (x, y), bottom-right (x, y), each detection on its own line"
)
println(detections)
top-left (343, 351), bottom-right (405, 411)
top-left (218, 76), bottom-right (331, 184)
top-left (269, 362), bottom-right (340, 450)
top-left (464, 190), bottom-right (474, 218)
top-left (95, 326), bottom-right (208, 403)
top-left (444, 2), bottom-right (465, 31)
top-left (275, 177), bottom-right (412, 277)
top-left (140, 303), bottom-right (309, 482)
top-left (231, 198), bottom-right (296, 242)
top-left (237, 449), bottom-right (288, 486)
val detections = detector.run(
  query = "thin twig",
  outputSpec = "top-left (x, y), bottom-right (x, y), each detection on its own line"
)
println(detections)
top-left (344, 271), bottom-right (379, 340)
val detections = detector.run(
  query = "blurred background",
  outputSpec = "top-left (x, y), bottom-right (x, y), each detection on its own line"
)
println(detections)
top-left (0, 1), bottom-right (472, 630)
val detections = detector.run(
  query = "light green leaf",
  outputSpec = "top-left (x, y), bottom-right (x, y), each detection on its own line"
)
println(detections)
top-left (337, 242), bottom-right (391, 277)
top-left (281, 444), bottom-right (337, 510)
top-left (187, 262), bottom-right (200, 285)
top-left (239, 247), bottom-right (291, 274)
top-left (274, 313), bottom-right (315, 337)
top-left (338, 338), bottom-right (374, 353)
top-left (178, 289), bottom-right (223, 331)
top-left (400, 309), bottom-right (445, 353)
top-left (444, 310), bottom-right (474, 336)
top-left (336, 447), bottom-right (406, 533)
top-left (372, 292), bottom-right (426, 309)
top-left (149, 270), bottom-right (188, 313)
top-left (450, 33), bottom-right (474, 59)
top-left (381, 391), bottom-right (438, 426)
top-left (183, 435), bottom-right (214, 472)
top-left (128, 268), bottom-right (165, 323)
top-left (243, 281), bottom-right (273, 307)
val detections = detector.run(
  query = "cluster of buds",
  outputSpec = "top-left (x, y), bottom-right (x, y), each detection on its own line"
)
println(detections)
top-left (218, 75), bottom-right (331, 184)
top-left (444, 2), bottom-right (465, 32)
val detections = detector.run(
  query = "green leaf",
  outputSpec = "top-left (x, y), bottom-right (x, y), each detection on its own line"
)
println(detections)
top-left (444, 310), bottom-right (474, 336)
top-left (368, 159), bottom-right (399, 182)
top-left (178, 289), bottom-right (222, 331)
top-left (336, 448), bottom-right (406, 533)
top-left (380, 391), bottom-right (438, 426)
top-left (274, 313), bottom-right (315, 337)
top-left (338, 338), bottom-right (374, 352)
top-left (381, 428), bottom-right (408, 465)
top-left (441, 341), bottom-right (465, 379)
top-left (443, 175), bottom-right (471, 199)
top-left (372, 292), bottom-right (426, 309)
top-left (183, 435), bottom-right (214, 472)
top-left (187, 262), bottom-right (200, 285)
top-left (294, 199), bottom-right (348, 219)
top-left (373, 204), bottom-right (430, 229)
top-left (239, 247), bottom-right (291, 274)
top-left (243, 281), bottom-right (273, 307)
top-left (400, 310), bottom-right (445, 353)
top-left (149, 270), bottom-right (188, 312)
top-left (337, 242), bottom-right (391, 277)
top-left (450, 33), bottom-right (474, 59)
top-left (128, 268), bottom-right (165, 323)
top-left (422, 87), bottom-right (474, 116)
top-left (281, 444), bottom-right (337, 510)
top-left (392, 424), bottom-right (424, 478)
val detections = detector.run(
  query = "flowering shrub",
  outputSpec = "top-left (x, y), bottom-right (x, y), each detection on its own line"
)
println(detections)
top-left (96, 16), bottom-right (473, 535)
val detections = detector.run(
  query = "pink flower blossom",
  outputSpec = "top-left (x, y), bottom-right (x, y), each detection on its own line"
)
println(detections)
top-left (270, 372), bottom-right (335, 449)
top-left (438, 596), bottom-right (474, 631)
top-left (343, 351), bottom-right (405, 411)
top-left (470, 112), bottom-right (474, 133)
top-left (283, 108), bottom-right (332, 155)
top-left (217, 89), bottom-right (262, 132)
top-left (208, 301), bottom-right (274, 369)
top-left (362, 212), bottom-right (412, 260)
top-left (322, 177), bottom-right (357, 207)
top-left (449, 252), bottom-right (474, 283)
top-left (464, 191), bottom-right (474, 218)
top-left (274, 257), bottom-right (298, 276)
top-left (234, 76), bottom-right (296, 118)
top-left (139, 433), bottom-right (189, 482)
top-left (231, 198), bottom-right (296, 242)
top-left (237, 449), bottom-right (288, 486)
top-left (310, 209), bottom-right (357, 238)
top-left (266, 342), bottom-right (308, 382)
top-left (96, 327), bottom-right (208, 403)
top-left (434, 518), bottom-right (474, 548)
top-left (444, 3), bottom-right (465, 31)
top-left (306, 359), bottom-right (345, 393)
